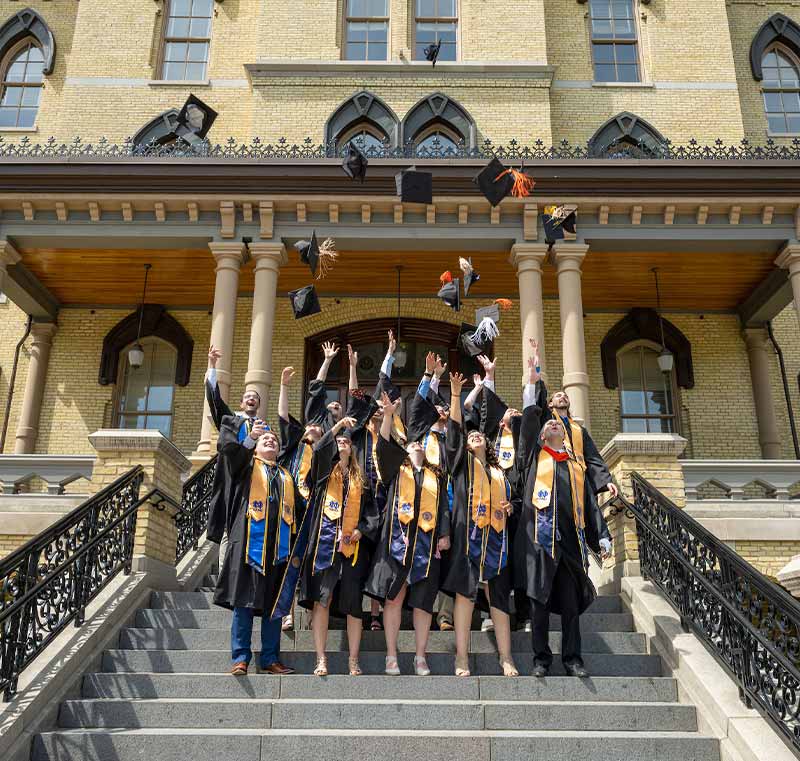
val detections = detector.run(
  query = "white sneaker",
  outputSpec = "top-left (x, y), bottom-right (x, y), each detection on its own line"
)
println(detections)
top-left (414, 656), bottom-right (431, 676)
top-left (282, 613), bottom-right (293, 631)
top-left (481, 618), bottom-right (495, 632)
top-left (385, 656), bottom-right (401, 675)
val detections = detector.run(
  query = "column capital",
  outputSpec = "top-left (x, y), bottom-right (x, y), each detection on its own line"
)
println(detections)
top-left (30, 321), bottom-right (57, 342)
top-left (0, 239), bottom-right (21, 269)
top-left (742, 325), bottom-right (769, 350)
top-left (510, 243), bottom-right (549, 272)
top-left (553, 242), bottom-right (590, 271)
top-left (249, 241), bottom-right (288, 269)
top-left (208, 241), bottom-right (246, 268)
top-left (776, 242), bottom-right (800, 273)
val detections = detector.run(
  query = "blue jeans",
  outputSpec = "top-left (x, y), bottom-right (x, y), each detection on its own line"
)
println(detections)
top-left (231, 607), bottom-right (282, 667)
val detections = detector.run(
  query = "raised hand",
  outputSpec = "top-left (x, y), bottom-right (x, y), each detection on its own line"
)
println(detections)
top-left (347, 344), bottom-right (358, 367)
top-left (527, 355), bottom-right (541, 384)
top-left (437, 536), bottom-right (451, 553)
top-left (425, 351), bottom-right (436, 374)
top-left (250, 420), bottom-right (268, 440)
top-left (449, 371), bottom-right (466, 396)
top-left (472, 373), bottom-right (484, 388)
top-left (322, 341), bottom-right (339, 360)
top-left (280, 367), bottom-right (296, 385)
top-left (387, 329), bottom-right (397, 356)
top-left (208, 344), bottom-right (222, 368)
top-left (433, 355), bottom-right (447, 379)
top-left (381, 391), bottom-right (401, 416)
top-left (477, 354), bottom-right (496, 379)
top-left (333, 415), bottom-right (357, 434)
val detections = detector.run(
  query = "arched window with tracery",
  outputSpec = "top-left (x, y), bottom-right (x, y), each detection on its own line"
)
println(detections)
top-left (617, 341), bottom-right (678, 433)
top-left (325, 90), bottom-right (400, 153)
top-left (402, 92), bottom-right (476, 155)
top-left (762, 45), bottom-right (800, 133)
top-left (0, 39), bottom-right (43, 128)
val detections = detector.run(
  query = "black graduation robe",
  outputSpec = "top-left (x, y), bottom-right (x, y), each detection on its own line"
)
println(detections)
top-left (277, 413), bottom-right (313, 499)
top-left (209, 441), bottom-right (304, 615)
top-left (515, 402), bottom-right (611, 615)
top-left (365, 435), bottom-right (450, 614)
top-left (441, 418), bottom-right (514, 614)
top-left (408, 390), bottom-right (449, 471)
top-left (298, 430), bottom-right (380, 619)
top-left (305, 379), bottom-right (338, 432)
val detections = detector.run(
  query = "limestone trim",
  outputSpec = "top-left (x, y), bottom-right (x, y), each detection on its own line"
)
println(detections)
top-left (601, 432), bottom-right (689, 463)
top-left (510, 243), bottom-right (549, 384)
top-left (0, 238), bottom-right (21, 268)
top-left (742, 327), bottom-right (782, 460)
top-left (776, 242), bottom-right (800, 332)
top-left (87, 429), bottom-right (191, 475)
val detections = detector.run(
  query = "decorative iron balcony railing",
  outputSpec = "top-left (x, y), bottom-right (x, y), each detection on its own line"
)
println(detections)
top-left (175, 455), bottom-right (217, 564)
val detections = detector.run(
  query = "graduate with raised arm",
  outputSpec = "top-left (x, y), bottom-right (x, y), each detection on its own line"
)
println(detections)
top-left (208, 422), bottom-right (302, 676)
top-left (366, 391), bottom-right (451, 676)
top-left (305, 341), bottom-right (344, 432)
top-left (442, 372), bottom-right (518, 678)
top-left (205, 344), bottom-right (262, 446)
top-left (517, 340), bottom-right (613, 677)
top-left (298, 415), bottom-right (380, 677)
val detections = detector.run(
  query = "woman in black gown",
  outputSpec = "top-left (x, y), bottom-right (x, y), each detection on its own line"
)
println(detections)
top-left (298, 416), bottom-right (380, 676)
top-left (442, 372), bottom-right (518, 677)
top-left (365, 392), bottom-right (451, 676)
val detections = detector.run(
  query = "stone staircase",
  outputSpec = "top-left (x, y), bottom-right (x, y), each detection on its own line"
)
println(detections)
top-left (32, 572), bottom-right (721, 761)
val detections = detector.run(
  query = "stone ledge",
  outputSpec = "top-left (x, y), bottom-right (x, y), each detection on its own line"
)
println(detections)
top-left (622, 575), bottom-right (795, 761)
top-left (88, 429), bottom-right (191, 475)
top-left (602, 432), bottom-right (689, 462)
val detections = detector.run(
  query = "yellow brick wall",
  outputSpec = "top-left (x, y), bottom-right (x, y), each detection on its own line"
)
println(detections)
top-left (728, 539), bottom-right (800, 581)
top-left (0, 299), bottom-right (30, 454)
top-left (769, 304), bottom-right (800, 460)
top-left (0, 533), bottom-right (32, 558)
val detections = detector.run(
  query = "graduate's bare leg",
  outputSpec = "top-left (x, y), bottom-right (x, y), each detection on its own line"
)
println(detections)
top-left (346, 613), bottom-right (363, 675)
top-left (370, 597), bottom-right (383, 630)
top-left (486, 586), bottom-right (518, 676)
top-left (312, 601), bottom-right (329, 675)
top-left (413, 607), bottom-right (433, 675)
top-left (383, 584), bottom-right (406, 659)
top-left (453, 593), bottom-right (473, 676)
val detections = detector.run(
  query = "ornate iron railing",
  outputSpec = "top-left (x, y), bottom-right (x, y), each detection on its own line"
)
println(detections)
top-left (3, 135), bottom-right (800, 160)
top-left (0, 467), bottom-right (144, 700)
top-left (622, 472), bottom-right (800, 755)
top-left (175, 455), bottom-right (217, 564)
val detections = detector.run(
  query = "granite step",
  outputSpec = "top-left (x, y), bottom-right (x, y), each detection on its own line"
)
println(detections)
top-left (101, 649), bottom-right (662, 677)
top-left (32, 728), bottom-right (720, 761)
top-left (58, 697), bottom-right (697, 732)
top-left (81, 673), bottom-right (678, 702)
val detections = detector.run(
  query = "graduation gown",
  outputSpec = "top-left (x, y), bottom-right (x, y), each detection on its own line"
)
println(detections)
top-left (209, 442), bottom-right (303, 615)
top-left (365, 436), bottom-right (450, 613)
top-left (298, 431), bottom-right (380, 618)
top-left (441, 418), bottom-right (514, 614)
top-left (515, 403), bottom-right (611, 615)
top-left (305, 379), bottom-right (337, 432)
top-left (278, 413), bottom-right (313, 500)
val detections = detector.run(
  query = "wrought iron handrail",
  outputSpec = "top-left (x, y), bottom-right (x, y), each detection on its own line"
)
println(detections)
top-left (621, 472), bottom-right (800, 755)
top-left (0, 467), bottom-right (144, 700)
top-left (175, 455), bottom-right (217, 564)
top-left (3, 135), bottom-right (800, 160)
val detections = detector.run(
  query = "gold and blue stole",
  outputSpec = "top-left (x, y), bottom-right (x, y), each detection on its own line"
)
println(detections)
top-left (290, 441), bottom-right (313, 501)
top-left (388, 465), bottom-right (439, 584)
top-left (532, 447), bottom-right (588, 566)
top-left (313, 467), bottom-right (363, 574)
top-left (423, 430), bottom-right (443, 467)
top-left (237, 416), bottom-right (254, 443)
top-left (245, 459), bottom-right (295, 575)
top-left (495, 427), bottom-right (515, 470)
top-left (466, 455), bottom-right (509, 582)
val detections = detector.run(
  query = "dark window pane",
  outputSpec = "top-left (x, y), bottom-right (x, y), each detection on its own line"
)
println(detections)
top-left (622, 418), bottom-right (647, 433)
top-left (188, 42), bottom-right (208, 62)
top-left (167, 17), bottom-right (190, 37)
top-left (783, 91), bottom-right (800, 112)
top-left (612, 0), bottom-right (633, 19)
top-left (764, 91), bottom-right (783, 111)
top-left (348, 22), bottom-right (368, 42)
top-left (0, 107), bottom-right (16, 126)
top-left (367, 22), bottom-right (388, 42)
top-left (592, 19), bottom-right (613, 38)
top-left (592, 44), bottom-right (614, 63)
top-left (189, 17), bottom-right (211, 37)
top-left (439, 41), bottom-right (457, 61)
top-left (21, 87), bottom-right (39, 107)
top-left (417, 0), bottom-right (435, 16)
top-left (768, 113), bottom-right (788, 132)
top-left (763, 51), bottom-right (778, 67)
top-left (27, 46), bottom-right (43, 63)
top-left (618, 63), bottom-right (639, 82)
top-left (367, 42), bottom-right (387, 60)
top-left (162, 61), bottom-right (185, 79)
top-left (172, 0), bottom-right (191, 15)
top-left (616, 43), bottom-right (637, 63)
top-left (1, 86), bottom-right (21, 106)
top-left (594, 63), bottom-right (616, 81)
top-left (438, 0), bottom-right (456, 16)
top-left (192, 0), bottom-right (213, 14)
top-left (614, 19), bottom-right (635, 38)
top-left (346, 42), bottom-right (367, 60)
top-left (185, 61), bottom-right (206, 80)
top-left (165, 42), bottom-right (188, 61)
top-left (6, 61), bottom-right (25, 82)
top-left (787, 114), bottom-right (800, 132)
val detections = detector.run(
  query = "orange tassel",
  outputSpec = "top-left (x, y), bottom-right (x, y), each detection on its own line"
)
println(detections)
top-left (440, 271), bottom-right (452, 285)
top-left (495, 168), bottom-right (535, 198)
top-left (494, 298), bottom-right (513, 311)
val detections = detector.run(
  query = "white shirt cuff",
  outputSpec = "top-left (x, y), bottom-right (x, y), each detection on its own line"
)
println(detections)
top-left (380, 353), bottom-right (395, 377)
top-left (483, 378), bottom-right (495, 392)
top-left (523, 382), bottom-right (538, 410)
top-left (430, 376), bottom-right (440, 393)
top-left (206, 367), bottom-right (218, 387)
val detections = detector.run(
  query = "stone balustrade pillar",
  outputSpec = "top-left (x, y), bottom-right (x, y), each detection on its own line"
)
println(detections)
top-left (89, 429), bottom-right (191, 589)
top-left (554, 242), bottom-right (591, 428)
top-left (742, 327), bottom-right (781, 460)
top-left (14, 321), bottom-right (57, 454)
top-left (510, 243), bottom-right (549, 385)
top-left (245, 242), bottom-right (287, 419)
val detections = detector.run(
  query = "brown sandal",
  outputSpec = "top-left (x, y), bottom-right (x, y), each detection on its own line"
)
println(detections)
top-left (349, 657), bottom-right (363, 676)
top-left (313, 656), bottom-right (328, 677)
top-left (455, 655), bottom-right (470, 677)
top-left (500, 656), bottom-right (519, 677)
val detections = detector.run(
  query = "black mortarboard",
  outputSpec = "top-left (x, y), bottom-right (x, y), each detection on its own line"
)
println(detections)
top-left (542, 206), bottom-right (577, 245)
top-left (437, 272), bottom-right (460, 311)
top-left (395, 167), bottom-right (433, 205)
top-left (457, 322), bottom-right (488, 358)
top-left (176, 94), bottom-right (217, 140)
top-left (424, 39), bottom-right (442, 66)
top-left (459, 256), bottom-right (480, 297)
top-left (342, 143), bottom-right (368, 183)
top-left (288, 284), bottom-right (321, 319)
top-left (473, 157), bottom-right (515, 207)
top-left (294, 231), bottom-right (320, 277)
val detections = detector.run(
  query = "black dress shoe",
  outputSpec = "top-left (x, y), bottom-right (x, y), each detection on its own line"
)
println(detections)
top-left (532, 664), bottom-right (549, 677)
top-left (564, 662), bottom-right (589, 678)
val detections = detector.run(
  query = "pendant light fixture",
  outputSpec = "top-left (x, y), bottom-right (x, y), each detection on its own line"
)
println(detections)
top-left (652, 267), bottom-right (674, 374)
top-left (128, 263), bottom-right (152, 369)
top-left (393, 265), bottom-right (408, 369)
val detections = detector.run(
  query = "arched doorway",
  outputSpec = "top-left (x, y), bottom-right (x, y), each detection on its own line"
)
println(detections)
top-left (304, 317), bottom-right (484, 418)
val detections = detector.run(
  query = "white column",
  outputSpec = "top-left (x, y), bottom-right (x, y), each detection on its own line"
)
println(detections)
top-left (553, 242), bottom-right (591, 429)
top-left (193, 242), bottom-right (245, 456)
top-left (14, 322), bottom-right (57, 454)
top-left (742, 327), bottom-right (781, 459)
top-left (776, 243), bottom-right (800, 333)
top-left (510, 243), bottom-right (549, 385)
top-left (245, 242), bottom-right (287, 419)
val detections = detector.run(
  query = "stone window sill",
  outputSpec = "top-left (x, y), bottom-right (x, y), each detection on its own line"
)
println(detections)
top-left (767, 131), bottom-right (800, 138)
top-left (148, 80), bottom-right (210, 87)
top-left (592, 81), bottom-right (654, 89)
top-left (0, 126), bottom-right (38, 132)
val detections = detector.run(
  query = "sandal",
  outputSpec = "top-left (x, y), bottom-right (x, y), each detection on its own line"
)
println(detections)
top-left (349, 657), bottom-right (363, 676)
top-left (414, 656), bottom-right (430, 676)
top-left (500, 656), bottom-right (519, 677)
top-left (385, 655), bottom-right (401, 676)
top-left (454, 655), bottom-right (471, 677)
top-left (313, 656), bottom-right (328, 677)
top-left (370, 614), bottom-right (383, 631)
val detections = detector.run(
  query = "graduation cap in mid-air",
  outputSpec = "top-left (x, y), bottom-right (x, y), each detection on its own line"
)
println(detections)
top-left (342, 143), bottom-right (368, 183)
top-left (542, 205), bottom-right (577, 244)
top-left (288, 285), bottom-right (321, 319)
top-left (395, 167), bottom-right (433, 204)
top-left (175, 94), bottom-right (217, 141)
top-left (294, 231), bottom-right (338, 279)
top-left (458, 318), bottom-right (499, 359)
top-left (473, 157), bottom-right (535, 204)
top-left (437, 271), bottom-right (461, 311)
top-left (459, 257), bottom-right (480, 297)
top-left (424, 39), bottom-right (442, 66)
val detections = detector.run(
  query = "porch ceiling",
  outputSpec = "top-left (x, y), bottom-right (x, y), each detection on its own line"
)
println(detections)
top-left (16, 245), bottom-right (777, 312)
